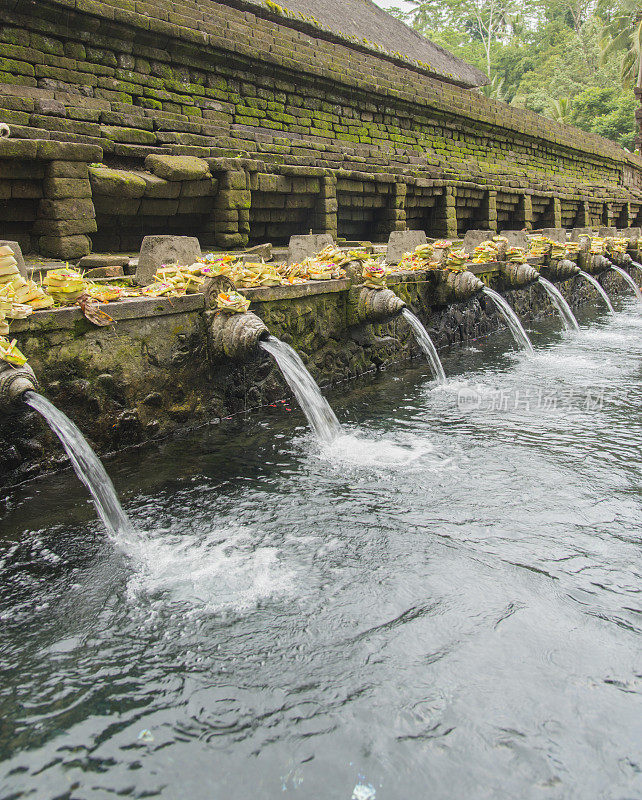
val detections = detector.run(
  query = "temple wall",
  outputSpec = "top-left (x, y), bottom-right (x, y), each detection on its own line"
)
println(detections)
top-left (0, 0), bottom-right (641, 257)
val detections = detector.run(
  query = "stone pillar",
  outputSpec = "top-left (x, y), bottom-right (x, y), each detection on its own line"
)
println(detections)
top-left (551, 197), bottom-right (562, 228)
top-left (479, 190), bottom-right (497, 232)
top-left (374, 182), bottom-right (406, 238)
top-left (432, 187), bottom-right (457, 238)
top-left (36, 159), bottom-right (95, 259)
top-left (316, 174), bottom-right (337, 239)
top-left (575, 200), bottom-right (590, 227)
top-left (212, 170), bottom-right (250, 249)
top-left (519, 194), bottom-right (533, 230)
top-left (389, 181), bottom-right (407, 232)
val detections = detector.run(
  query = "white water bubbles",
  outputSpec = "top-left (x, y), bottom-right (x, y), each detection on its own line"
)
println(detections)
top-left (125, 524), bottom-right (297, 614)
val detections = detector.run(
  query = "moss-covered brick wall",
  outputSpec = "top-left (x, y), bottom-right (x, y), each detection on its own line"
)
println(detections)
top-left (0, 0), bottom-right (641, 255)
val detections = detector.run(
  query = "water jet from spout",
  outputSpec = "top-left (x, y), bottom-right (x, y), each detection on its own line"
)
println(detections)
top-left (259, 336), bottom-right (342, 443)
top-left (23, 391), bottom-right (133, 541)
top-left (578, 271), bottom-right (615, 314)
top-left (537, 277), bottom-right (579, 331)
top-left (401, 308), bottom-right (446, 384)
top-left (482, 287), bottom-right (534, 354)
top-left (609, 264), bottom-right (642, 303)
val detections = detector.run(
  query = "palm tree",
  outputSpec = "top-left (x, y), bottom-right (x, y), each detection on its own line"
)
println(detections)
top-left (548, 96), bottom-right (574, 124)
top-left (479, 74), bottom-right (509, 101)
top-left (599, 1), bottom-right (642, 146)
top-left (600, 1), bottom-right (642, 89)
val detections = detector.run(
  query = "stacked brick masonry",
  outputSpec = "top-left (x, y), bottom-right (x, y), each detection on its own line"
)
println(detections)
top-left (0, 0), bottom-right (641, 255)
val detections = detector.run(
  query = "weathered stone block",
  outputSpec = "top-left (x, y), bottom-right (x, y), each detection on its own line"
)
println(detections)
top-left (216, 189), bottom-right (251, 210)
top-left (39, 198), bottom-right (96, 220)
top-left (39, 234), bottom-right (91, 259)
top-left (139, 172), bottom-right (181, 199)
top-left (101, 111), bottom-right (153, 130)
top-left (78, 254), bottom-right (130, 269)
top-left (0, 161), bottom-right (45, 180)
top-left (500, 230), bottom-right (529, 249)
top-left (220, 170), bottom-right (248, 190)
top-left (93, 196), bottom-right (141, 215)
top-left (287, 233), bottom-right (334, 264)
top-left (48, 161), bottom-right (89, 179)
top-left (386, 230), bottom-right (427, 263)
top-left (0, 139), bottom-right (38, 160)
top-left (11, 180), bottom-right (43, 199)
top-left (89, 166), bottom-right (146, 198)
top-left (241, 243), bottom-right (272, 262)
top-left (36, 141), bottom-right (102, 161)
top-left (136, 235), bottom-right (201, 285)
top-left (34, 98), bottom-right (66, 116)
top-left (33, 216), bottom-right (98, 237)
top-left (570, 227), bottom-right (597, 241)
top-left (216, 232), bottom-right (246, 248)
top-left (84, 266), bottom-right (125, 278)
top-left (258, 173), bottom-right (278, 192)
top-left (462, 229), bottom-right (495, 252)
top-left (43, 177), bottom-right (92, 199)
top-left (540, 228), bottom-right (566, 243)
top-left (180, 179), bottom-right (216, 197)
top-left (177, 197), bottom-right (211, 214)
top-left (100, 125), bottom-right (156, 145)
top-left (145, 154), bottom-right (210, 181)
top-left (286, 195), bottom-right (313, 209)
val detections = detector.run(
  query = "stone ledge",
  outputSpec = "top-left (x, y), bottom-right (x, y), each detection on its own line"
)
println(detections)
top-left (244, 278), bottom-right (350, 301)
top-left (9, 279), bottom-right (352, 330)
top-left (10, 293), bottom-right (205, 332)
top-left (0, 137), bottom-right (103, 161)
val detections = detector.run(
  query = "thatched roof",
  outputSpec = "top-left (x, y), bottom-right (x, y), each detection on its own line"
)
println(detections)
top-left (254, 0), bottom-right (488, 87)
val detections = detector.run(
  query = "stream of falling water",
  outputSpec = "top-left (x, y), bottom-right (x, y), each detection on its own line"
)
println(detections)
top-left (23, 391), bottom-right (133, 541)
top-left (610, 264), bottom-right (642, 302)
top-left (481, 287), bottom-right (534, 353)
top-left (537, 277), bottom-right (580, 331)
top-left (578, 270), bottom-right (615, 313)
top-left (401, 308), bottom-right (446, 384)
top-left (259, 335), bottom-right (342, 443)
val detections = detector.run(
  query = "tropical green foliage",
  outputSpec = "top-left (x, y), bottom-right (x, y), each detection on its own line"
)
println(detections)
top-left (387, 0), bottom-right (642, 150)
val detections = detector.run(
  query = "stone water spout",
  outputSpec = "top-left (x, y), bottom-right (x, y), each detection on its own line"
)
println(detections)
top-left (202, 274), bottom-right (269, 362)
top-left (347, 286), bottom-right (406, 326)
top-left (620, 252), bottom-right (637, 269)
top-left (0, 360), bottom-right (38, 412)
top-left (586, 254), bottom-right (611, 276)
top-left (433, 269), bottom-right (484, 305)
top-left (207, 311), bottom-right (269, 361)
top-left (500, 262), bottom-right (540, 287)
top-left (541, 258), bottom-right (579, 281)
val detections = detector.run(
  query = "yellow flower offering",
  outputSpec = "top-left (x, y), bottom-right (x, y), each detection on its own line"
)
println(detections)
top-left (216, 291), bottom-right (251, 314)
top-left (362, 261), bottom-right (387, 288)
top-left (0, 337), bottom-right (27, 366)
top-left (43, 268), bottom-right (86, 304)
top-left (0, 245), bottom-right (21, 287)
top-left (86, 284), bottom-right (125, 303)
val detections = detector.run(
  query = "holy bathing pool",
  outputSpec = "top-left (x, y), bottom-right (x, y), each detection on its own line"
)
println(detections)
top-left (1, 298), bottom-right (641, 800)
